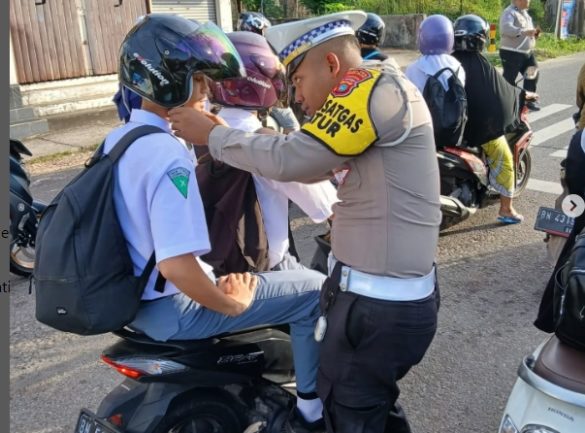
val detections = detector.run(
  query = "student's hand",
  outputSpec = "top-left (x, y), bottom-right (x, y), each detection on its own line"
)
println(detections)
top-left (169, 107), bottom-right (219, 146)
top-left (217, 273), bottom-right (258, 315)
top-left (525, 91), bottom-right (539, 101)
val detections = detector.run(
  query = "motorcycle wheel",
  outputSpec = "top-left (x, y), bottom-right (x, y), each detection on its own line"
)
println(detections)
top-left (10, 237), bottom-right (36, 277)
top-left (9, 211), bottom-right (41, 277)
top-left (153, 398), bottom-right (245, 433)
top-left (513, 149), bottom-right (532, 197)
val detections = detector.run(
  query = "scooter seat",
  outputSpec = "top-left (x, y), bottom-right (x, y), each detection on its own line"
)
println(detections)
top-left (533, 335), bottom-right (585, 394)
top-left (113, 324), bottom-right (289, 351)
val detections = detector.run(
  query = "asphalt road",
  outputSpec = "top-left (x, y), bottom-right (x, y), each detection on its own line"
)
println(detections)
top-left (9, 53), bottom-right (585, 433)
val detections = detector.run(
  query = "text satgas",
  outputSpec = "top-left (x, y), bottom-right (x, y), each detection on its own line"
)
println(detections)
top-left (310, 99), bottom-right (364, 137)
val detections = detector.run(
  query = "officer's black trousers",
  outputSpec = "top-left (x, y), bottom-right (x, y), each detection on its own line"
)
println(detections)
top-left (317, 275), bottom-right (440, 433)
top-left (499, 49), bottom-right (539, 93)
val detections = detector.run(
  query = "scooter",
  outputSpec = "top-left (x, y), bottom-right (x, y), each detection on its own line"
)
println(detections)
top-left (438, 104), bottom-right (533, 230)
top-left (10, 139), bottom-right (46, 276)
top-left (75, 325), bottom-right (296, 433)
top-left (499, 334), bottom-right (585, 433)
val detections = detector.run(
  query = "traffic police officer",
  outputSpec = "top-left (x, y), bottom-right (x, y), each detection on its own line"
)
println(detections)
top-left (170, 11), bottom-right (441, 433)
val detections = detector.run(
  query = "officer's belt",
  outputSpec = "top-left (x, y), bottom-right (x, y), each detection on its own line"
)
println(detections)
top-left (330, 257), bottom-right (435, 302)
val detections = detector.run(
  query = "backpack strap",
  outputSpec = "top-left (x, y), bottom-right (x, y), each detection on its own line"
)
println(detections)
top-left (431, 67), bottom-right (457, 79)
top-left (109, 125), bottom-right (167, 293)
top-left (108, 125), bottom-right (165, 163)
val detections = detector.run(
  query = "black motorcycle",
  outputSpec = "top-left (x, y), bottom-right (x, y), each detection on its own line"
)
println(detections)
top-left (75, 325), bottom-right (296, 433)
top-left (10, 139), bottom-right (46, 276)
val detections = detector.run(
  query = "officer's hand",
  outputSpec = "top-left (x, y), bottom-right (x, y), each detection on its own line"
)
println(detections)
top-left (522, 29), bottom-right (537, 38)
top-left (169, 107), bottom-right (216, 146)
top-left (218, 273), bottom-right (258, 315)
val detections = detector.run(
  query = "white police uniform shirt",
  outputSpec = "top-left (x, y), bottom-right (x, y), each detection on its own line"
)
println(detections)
top-left (405, 54), bottom-right (466, 94)
top-left (219, 108), bottom-right (338, 268)
top-left (103, 109), bottom-right (214, 300)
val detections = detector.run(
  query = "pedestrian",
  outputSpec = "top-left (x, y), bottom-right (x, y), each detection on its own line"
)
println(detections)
top-left (499, 0), bottom-right (542, 111)
top-left (169, 10), bottom-right (441, 433)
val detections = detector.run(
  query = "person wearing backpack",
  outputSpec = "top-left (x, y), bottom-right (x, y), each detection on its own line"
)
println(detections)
top-left (211, 31), bottom-right (338, 272)
top-left (99, 14), bottom-right (327, 430)
top-left (452, 14), bottom-right (531, 224)
top-left (405, 14), bottom-right (467, 148)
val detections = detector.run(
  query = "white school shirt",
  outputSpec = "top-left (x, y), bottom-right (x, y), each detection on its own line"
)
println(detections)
top-left (405, 54), bottom-right (466, 93)
top-left (104, 109), bottom-right (215, 300)
top-left (219, 108), bottom-right (338, 267)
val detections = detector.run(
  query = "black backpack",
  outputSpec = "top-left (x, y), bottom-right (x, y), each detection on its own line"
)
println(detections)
top-left (554, 226), bottom-right (585, 351)
top-left (34, 126), bottom-right (165, 335)
top-left (195, 154), bottom-right (270, 276)
top-left (422, 67), bottom-right (468, 148)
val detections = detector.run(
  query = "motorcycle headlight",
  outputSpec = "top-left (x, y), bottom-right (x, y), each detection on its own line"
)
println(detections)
top-left (500, 415), bottom-right (519, 433)
top-left (521, 425), bottom-right (560, 433)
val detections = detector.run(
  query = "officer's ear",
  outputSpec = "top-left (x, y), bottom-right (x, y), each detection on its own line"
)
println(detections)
top-left (325, 52), bottom-right (341, 78)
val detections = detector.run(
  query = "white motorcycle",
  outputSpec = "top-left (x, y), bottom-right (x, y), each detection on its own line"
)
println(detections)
top-left (500, 206), bottom-right (585, 433)
top-left (499, 334), bottom-right (585, 433)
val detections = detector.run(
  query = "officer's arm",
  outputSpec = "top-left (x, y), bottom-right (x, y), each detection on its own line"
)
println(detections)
top-left (208, 126), bottom-right (350, 182)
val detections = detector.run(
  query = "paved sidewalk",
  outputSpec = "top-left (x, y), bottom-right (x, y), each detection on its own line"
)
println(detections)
top-left (22, 48), bottom-right (420, 160)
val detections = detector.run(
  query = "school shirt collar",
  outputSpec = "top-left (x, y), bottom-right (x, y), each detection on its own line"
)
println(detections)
top-left (128, 109), bottom-right (172, 133)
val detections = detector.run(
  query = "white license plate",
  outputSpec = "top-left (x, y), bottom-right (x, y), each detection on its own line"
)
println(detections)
top-left (74, 409), bottom-right (122, 433)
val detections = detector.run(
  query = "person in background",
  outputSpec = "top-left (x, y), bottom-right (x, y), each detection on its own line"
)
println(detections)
top-left (356, 12), bottom-right (388, 61)
top-left (453, 14), bottom-right (529, 224)
top-left (499, 0), bottom-right (541, 111)
top-left (405, 14), bottom-right (466, 93)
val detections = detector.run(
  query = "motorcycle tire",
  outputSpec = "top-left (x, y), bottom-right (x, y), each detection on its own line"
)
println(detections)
top-left (153, 396), bottom-right (245, 433)
top-left (9, 210), bottom-right (42, 277)
top-left (513, 149), bottom-right (532, 197)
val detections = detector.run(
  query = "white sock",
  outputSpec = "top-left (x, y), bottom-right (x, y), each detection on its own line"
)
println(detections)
top-left (296, 395), bottom-right (323, 423)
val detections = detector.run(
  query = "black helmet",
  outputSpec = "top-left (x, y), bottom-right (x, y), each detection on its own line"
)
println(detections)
top-left (356, 13), bottom-right (386, 46)
top-left (237, 12), bottom-right (271, 35)
top-left (119, 14), bottom-right (245, 108)
top-left (453, 14), bottom-right (489, 52)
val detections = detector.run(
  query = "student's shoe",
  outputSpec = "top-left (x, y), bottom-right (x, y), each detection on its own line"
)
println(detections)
top-left (282, 408), bottom-right (325, 433)
top-left (526, 100), bottom-right (541, 111)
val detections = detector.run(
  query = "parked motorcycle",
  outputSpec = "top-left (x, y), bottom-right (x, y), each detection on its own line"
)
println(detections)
top-left (10, 139), bottom-right (46, 276)
top-left (499, 333), bottom-right (585, 433)
top-left (74, 325), bottom-right (296, 433)
top-left (438, 105), bottom-right (533, 230)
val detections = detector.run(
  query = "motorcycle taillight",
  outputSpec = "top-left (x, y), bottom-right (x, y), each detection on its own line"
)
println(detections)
top-left (100, 354), bottom-right (188, 379)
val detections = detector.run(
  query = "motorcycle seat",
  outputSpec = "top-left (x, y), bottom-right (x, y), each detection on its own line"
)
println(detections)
top-left (533, 335), bottom-right (585, 394)
top-left (113, 324), bottom-right (289, 351)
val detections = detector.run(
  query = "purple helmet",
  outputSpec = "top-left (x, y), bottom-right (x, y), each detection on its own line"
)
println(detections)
top-left (210, 31), bottom-right (286, 110)
top-left (418, 15), bottom-right (454, 55)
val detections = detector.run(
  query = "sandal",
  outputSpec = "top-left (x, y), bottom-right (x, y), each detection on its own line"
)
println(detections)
top-left (497, 214), bottom-right (524, 225)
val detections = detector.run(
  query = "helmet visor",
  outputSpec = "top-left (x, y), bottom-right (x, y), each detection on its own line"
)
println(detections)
top-left (175, 21), bottom-right (246, 81)
top-left (210, 69), bottom-right (287, 110)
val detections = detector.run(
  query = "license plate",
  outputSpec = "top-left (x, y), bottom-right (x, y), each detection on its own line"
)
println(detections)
top-left (534, 206), bottom-right (575, 238)
top-left (74, 409), bottom-right (122, 433)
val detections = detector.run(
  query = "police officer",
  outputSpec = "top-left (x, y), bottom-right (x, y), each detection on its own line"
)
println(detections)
top-left (170, 11), bottom-right (441, 433)
top-left (499, 0), bottom-right (541, 111)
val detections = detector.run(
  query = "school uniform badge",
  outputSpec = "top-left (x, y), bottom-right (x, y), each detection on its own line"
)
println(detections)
top-left (167, 167), bottom-right (190, 198)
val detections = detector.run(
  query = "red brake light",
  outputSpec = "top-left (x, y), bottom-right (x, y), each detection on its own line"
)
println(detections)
top-left (100, 354), bottom-right (143, 380)
top-left (108, 414), bottom-right (124, 427)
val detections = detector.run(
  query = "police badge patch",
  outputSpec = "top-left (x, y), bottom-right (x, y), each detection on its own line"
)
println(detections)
top-left (167, 167), bottom-right (190, 198)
